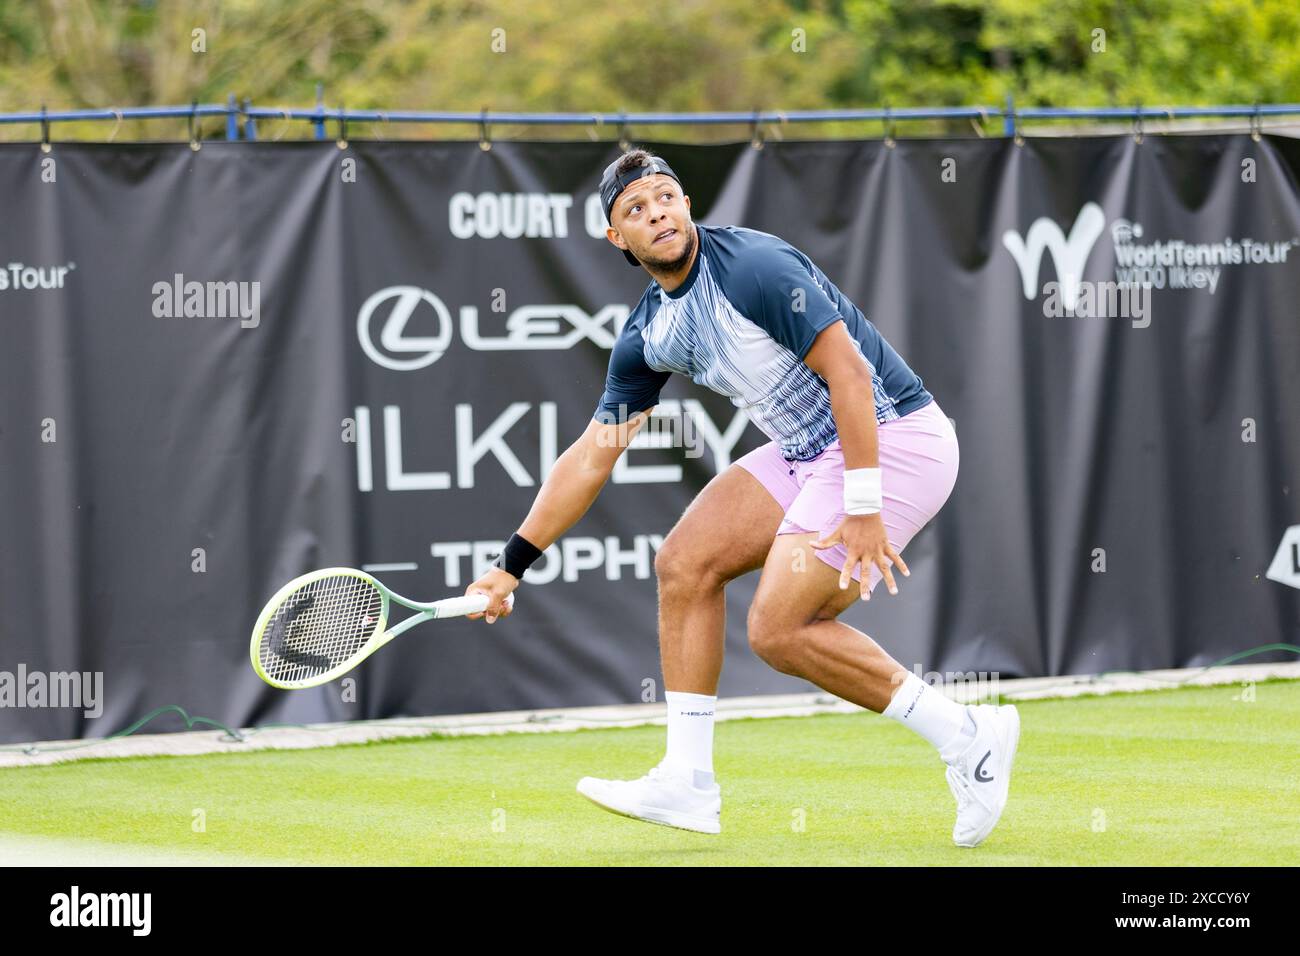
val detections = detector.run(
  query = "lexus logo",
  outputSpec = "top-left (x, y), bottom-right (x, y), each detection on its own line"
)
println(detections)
top-left (357, 285), bottom-right (454, 370)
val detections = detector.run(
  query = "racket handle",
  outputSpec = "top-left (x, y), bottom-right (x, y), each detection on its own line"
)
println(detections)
top-left (433, 591), bottom-right (516, 619)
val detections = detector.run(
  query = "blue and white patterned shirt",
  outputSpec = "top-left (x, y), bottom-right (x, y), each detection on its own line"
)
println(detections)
top-left (594, 223), bottom-right (933, 461)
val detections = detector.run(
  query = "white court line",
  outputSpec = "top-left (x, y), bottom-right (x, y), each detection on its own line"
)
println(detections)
top-left (0, 833), bottom-right (301, 867)
top-left (0, 661), bottom-right (1296, 769)
top-left (361, 562), bottom-right (418, 572)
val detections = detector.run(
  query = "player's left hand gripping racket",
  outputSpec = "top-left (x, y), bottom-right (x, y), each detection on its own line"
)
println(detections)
top-left (250, 567), bottom-right (515, 689)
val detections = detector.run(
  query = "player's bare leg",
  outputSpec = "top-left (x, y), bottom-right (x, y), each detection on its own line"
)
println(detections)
top-left (575, 463), bottom-right (782, 834)
top-left (746, 531), bottom-right (908, 711)
top-left (654, 464), bottom-right (785, 695)
top-left (747, 531), bottom-right (1020, 847)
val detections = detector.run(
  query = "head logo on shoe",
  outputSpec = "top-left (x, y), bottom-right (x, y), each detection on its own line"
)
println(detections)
top-left (975, 751), bottom-right (993, 782)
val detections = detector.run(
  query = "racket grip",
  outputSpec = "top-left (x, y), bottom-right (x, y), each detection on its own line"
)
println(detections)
top-left (434, 591), bottom-right (516, 619)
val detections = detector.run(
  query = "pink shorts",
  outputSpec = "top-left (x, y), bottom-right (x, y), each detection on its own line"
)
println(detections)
top-left (735, 399), bottom-right (959, 590)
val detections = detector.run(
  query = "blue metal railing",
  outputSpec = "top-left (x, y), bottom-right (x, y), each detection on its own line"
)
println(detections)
top-left (2, 93), bottom-right (1296, 142)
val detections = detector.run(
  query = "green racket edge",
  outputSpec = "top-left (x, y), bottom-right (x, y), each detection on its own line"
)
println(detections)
top-left (249, 566), bottom-right (512, 690)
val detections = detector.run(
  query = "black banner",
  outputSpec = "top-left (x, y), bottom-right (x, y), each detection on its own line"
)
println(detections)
top-left (1, 137), bottom-right (1297, 744)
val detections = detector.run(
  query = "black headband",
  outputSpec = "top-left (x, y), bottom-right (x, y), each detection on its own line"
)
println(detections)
top-left (599, 153), bottom-right (684, 266)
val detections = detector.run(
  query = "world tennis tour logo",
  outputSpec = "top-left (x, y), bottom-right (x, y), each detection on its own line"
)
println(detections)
top-left (1003, 201), bottom-right (1296, 327)
top-left (49, 887), bottom-right (151, 936)
top-left (0, 260), bottom-right (74, 291)
top-left (0, 665), bottom-right (103, 718)
top-left (151, 273), bottom-right (261, 328)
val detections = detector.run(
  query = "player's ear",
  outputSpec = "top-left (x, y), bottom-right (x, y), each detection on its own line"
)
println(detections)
top-left (605, 226), bottom-right (628, 251)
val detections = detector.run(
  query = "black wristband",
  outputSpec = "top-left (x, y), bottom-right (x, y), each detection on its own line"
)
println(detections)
top-left (491, 533), bottom-right (544, 579)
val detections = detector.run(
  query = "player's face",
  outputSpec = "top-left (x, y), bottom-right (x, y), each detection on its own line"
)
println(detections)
top-left (610, 175), bottom-right (695, 270)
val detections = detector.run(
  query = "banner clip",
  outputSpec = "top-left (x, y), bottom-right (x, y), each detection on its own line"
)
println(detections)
top-left (1251, 103), bottom-right (1263, 142)
top-left (189, 99), bottom-right (201, 151)
top-left (750, 107), bottom-right (764, 150)
top-left (40, 104), bottom-right (51, 153)
top-left (883, 105), bottom-right (896, 149)
top-left (1133, 109), bottom-right (1144, 145)
top-left (479, 107), bottom-right (491, 152)
top-left (617, 110), bottom-right (629, 152)
top-left (337, 106), bottom-right (348, 150)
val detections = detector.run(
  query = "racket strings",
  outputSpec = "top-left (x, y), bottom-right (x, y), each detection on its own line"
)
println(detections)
top-left (257, 575), bottom-right (384, 684)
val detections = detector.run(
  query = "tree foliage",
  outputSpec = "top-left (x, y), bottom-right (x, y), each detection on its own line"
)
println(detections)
top-left (1, 0), bottom-right (1296, 140)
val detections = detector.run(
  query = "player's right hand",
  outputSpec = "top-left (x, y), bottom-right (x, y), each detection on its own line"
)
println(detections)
top-left (465, 567), bottom-right (519, 624)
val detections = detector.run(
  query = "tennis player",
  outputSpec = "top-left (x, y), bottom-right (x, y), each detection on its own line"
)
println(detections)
top-left (466, 148), bottom-right (1019, 847)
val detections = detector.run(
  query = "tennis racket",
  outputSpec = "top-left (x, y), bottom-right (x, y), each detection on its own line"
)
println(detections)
top-left (249, 567), bottom-right (515, 690)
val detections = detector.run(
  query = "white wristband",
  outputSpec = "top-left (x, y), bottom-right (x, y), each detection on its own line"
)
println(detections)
top-left (843, 467), bottom-right (882, 515)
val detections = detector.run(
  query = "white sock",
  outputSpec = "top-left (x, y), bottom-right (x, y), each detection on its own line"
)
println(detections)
top-left (664, 690), bottom-right (716, 778)
top-left (882, 672), bottom-right (975, 763)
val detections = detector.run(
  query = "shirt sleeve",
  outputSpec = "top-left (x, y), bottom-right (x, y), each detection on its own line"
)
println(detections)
top-left (738, 243), bottom-right (845, 359)
top-left (592, 328), bottom-right (672, 425)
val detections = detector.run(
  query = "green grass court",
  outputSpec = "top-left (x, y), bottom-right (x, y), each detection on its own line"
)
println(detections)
top-left (1, 681), bottom-right (1297, 866)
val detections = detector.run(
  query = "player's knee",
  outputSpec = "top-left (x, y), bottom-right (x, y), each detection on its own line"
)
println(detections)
top-left (654, 539), bottom-right (721, 590)
top-left (652, 540), bottom-right (690, 583)
top-left (746, 605), bottom-right (799, 674)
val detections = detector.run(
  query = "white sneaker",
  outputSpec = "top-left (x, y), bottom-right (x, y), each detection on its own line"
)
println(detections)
top-left (944, 703), bottom-right (1020, 847)
top-left (576, 760), bottom-right (722, 834)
